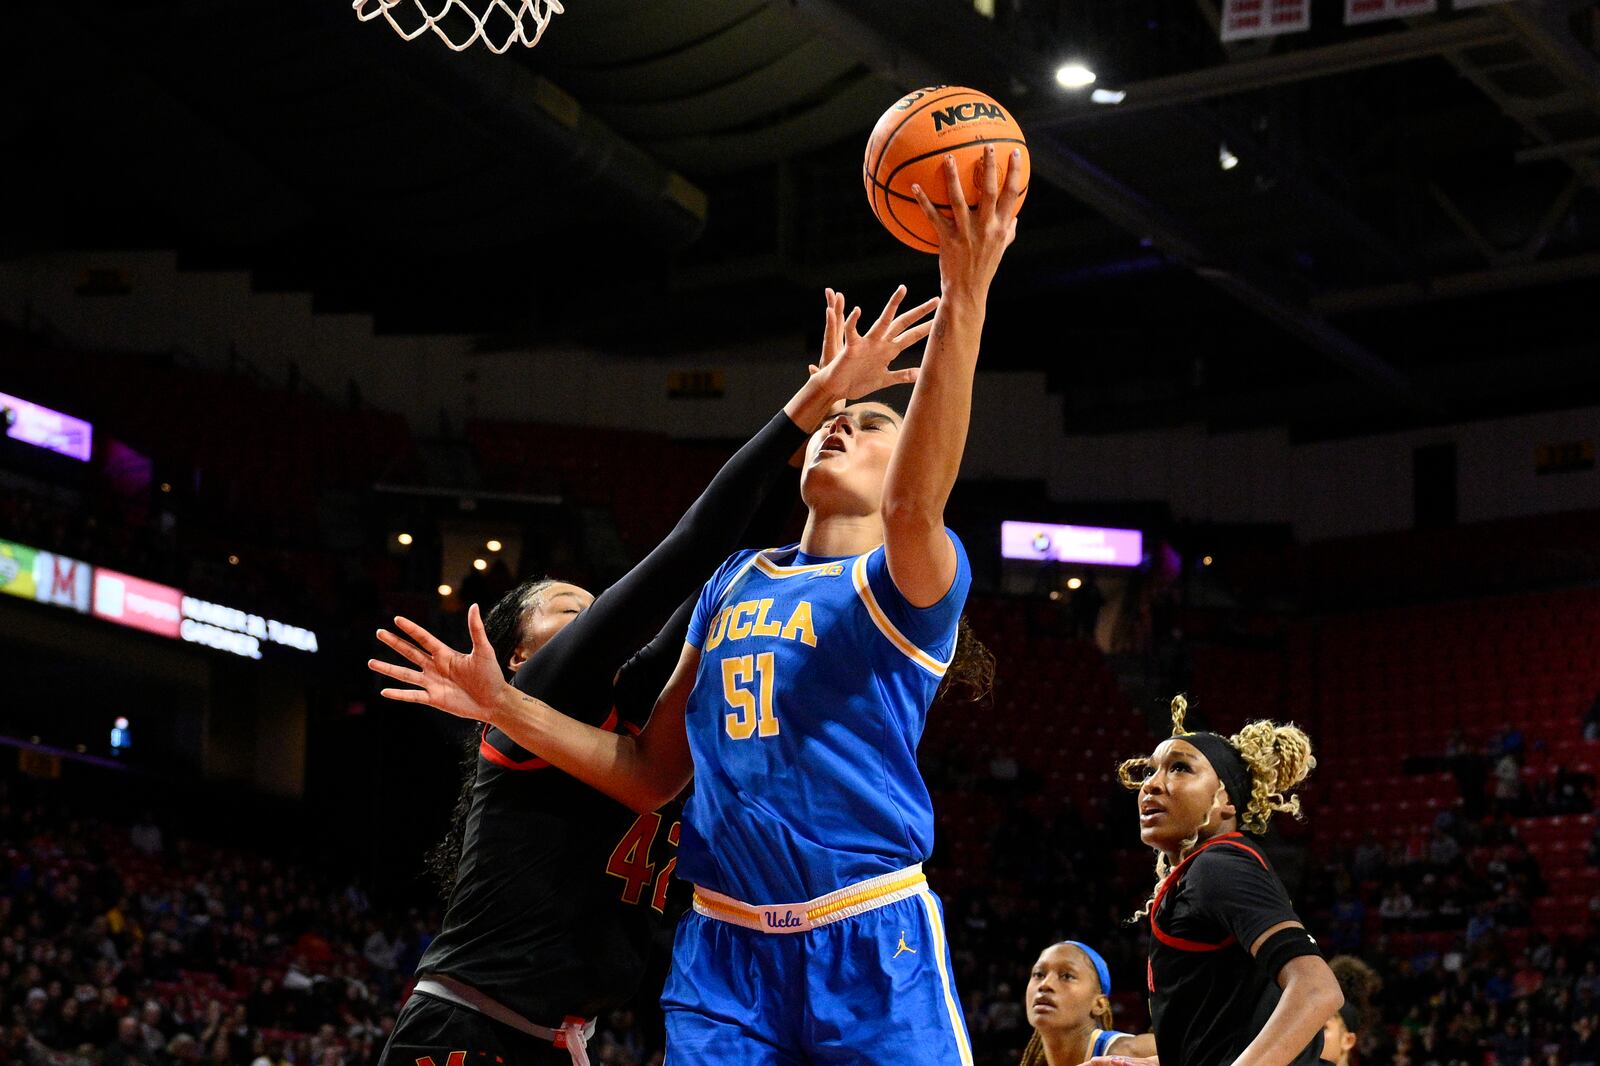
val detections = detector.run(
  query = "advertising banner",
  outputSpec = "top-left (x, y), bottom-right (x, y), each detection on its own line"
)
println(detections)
top-left (93, 569), bottom-right (183, 638)
top-left (1001, 521), bottom-right (1145, 567)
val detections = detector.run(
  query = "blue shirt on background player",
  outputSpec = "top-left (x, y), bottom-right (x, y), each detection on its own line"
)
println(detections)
top-left (679, 534), bottom-right (971, 904)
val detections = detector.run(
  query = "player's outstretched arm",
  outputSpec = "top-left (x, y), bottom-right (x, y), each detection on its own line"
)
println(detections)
top-left (370, 605), bottom-right (695, 813)
top-left (885, 145), bottom-right (1022, 607)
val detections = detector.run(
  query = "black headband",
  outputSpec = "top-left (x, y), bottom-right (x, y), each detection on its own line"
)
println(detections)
top-left (1338, 1001), bottom-right (1361, 1030)
top-left (1179, 731), bottom-right (1252, 817)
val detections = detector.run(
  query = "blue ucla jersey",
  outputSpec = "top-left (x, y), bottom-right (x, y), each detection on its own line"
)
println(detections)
top-left (678, 532), bottom-right (972, 903)
top-left (1092, 1029), bottom-right (1134, 1058)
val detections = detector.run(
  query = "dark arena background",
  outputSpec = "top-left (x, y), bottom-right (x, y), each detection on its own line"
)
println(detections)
top-left (3, 0), bottom-right (1600, 1064)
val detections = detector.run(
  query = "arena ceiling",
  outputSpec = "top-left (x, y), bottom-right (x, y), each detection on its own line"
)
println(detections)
top-left (5, 0), bottom-right (1600, 437)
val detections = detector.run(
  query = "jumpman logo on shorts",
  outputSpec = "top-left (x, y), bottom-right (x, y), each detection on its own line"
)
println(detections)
top-left (893, 931), bottom-right (917, 958)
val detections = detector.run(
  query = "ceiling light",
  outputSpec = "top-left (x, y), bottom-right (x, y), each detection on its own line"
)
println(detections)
top-left (1090, 88), bottom-right (1126, 105)
top-left (486, 539), bottom-right (502, 553)
top-left (473, 558), bottom-right (487, 571)
top-left (1202, 555), bottom-right (1215, 567)
top-left (397, 532), bottom-right (413, 546)
top-left (1067, 577), bottom-right (1084, 590)
top-left (1219, 144), bottom-right (1240, 171)
top-left (438, 584), bottom-right (453, 597)
top-left (1055, 63), bottom-right (1097, 90)
top-left (227, 554), bottom-right (240, 566)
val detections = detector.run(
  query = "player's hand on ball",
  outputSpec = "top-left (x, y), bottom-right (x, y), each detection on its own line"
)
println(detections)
top-left (808, 284), bottom-right (936, 402)
top-left (369, 604), bottom-right (508, 724)
top-left (911, 144), bottom-right (1023, 297)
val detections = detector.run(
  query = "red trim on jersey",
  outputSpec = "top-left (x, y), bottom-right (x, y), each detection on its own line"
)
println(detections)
top-left (1150, 831), bottom-right (1267, 953)
top-left (479, 709), bottom-right (621, 771)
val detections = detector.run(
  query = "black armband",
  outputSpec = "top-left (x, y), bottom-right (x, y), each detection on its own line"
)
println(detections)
top-left (1256, 926), bottom-right (1322, 979)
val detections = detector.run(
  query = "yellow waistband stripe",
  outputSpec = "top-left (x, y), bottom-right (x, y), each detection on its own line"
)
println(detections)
top-left (692, 865), bottom-right (928, 934)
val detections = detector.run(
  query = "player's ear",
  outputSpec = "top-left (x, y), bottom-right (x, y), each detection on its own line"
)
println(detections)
top-left (508, 645), bottom-right (530, 674)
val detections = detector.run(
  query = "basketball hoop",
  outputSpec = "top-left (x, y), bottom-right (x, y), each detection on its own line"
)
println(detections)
top-left (353, 0), bottom-right (565, 53)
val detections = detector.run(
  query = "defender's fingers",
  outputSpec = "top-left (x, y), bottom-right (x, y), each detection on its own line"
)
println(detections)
top-left (892, 320), bottom-right (936, 351)
top-left (467, 603), bottom-right (491, 652)
top-left (378, 687), bottom-right (434, 705)
top-left (375, 629), bottom-right (429, 667)
top-left (888, 295), bottom-right (940, 335)
top-left (869, 284), bottom-right (907, 336)
top-left (393, 615), bottom-right (447, 654)
top-left (368, 659), bottom-right (426, 686)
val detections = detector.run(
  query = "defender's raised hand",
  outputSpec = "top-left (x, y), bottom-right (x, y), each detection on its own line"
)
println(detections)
top-left (368, 604), bottom-right (512, 726)
top-left (810, 284), bottom-right (938, 402)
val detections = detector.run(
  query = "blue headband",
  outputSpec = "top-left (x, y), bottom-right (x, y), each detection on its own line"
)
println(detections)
top-left (1060, 941), bottom-right (1112, 997)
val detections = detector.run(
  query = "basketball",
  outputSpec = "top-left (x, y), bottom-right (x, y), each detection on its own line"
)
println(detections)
top-left (863, 86), bottom-right (1030, 253)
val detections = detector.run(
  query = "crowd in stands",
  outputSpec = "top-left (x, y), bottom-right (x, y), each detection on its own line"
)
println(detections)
top-left (0, 786), bottom-right (426, 1066)
top-left (9, 719), bottom-right (1594, 1066)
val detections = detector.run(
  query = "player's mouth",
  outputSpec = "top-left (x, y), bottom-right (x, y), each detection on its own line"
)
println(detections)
top-left (814, 434), bottom-right (848, 460)
top-left (1139, 801), bottom-right (1166, 825)
top-left (1031, 997), bottom-right (1056, 1014)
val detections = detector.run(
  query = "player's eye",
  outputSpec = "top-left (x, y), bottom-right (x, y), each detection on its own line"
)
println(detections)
top-left (1171, 761), bottom-right (1190, 772)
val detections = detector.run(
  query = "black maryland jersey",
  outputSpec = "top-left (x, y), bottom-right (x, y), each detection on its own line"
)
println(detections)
top-left (416, 657), bottom-right (682, 1024)
top-left (1147, 832), bottom-right (1324, 1066)
top-left (413, 409), bottom-right (807, 1025)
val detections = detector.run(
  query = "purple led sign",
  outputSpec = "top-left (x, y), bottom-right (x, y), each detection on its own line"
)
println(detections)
top-left (0, 391), bottom-right (93, 462)
top-left (1001, 521), bottom-right (1144, 567)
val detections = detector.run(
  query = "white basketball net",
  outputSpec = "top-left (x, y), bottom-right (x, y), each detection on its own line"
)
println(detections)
top-left (353, 0), bottom-right (565, 53)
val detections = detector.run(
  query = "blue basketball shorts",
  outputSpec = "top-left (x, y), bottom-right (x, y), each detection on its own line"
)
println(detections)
top-left (661, 866), bottom-right (973, 1066)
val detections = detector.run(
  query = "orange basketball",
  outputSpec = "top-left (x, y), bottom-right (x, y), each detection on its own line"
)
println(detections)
top-left (863, 86), bottom-right (1030, 253)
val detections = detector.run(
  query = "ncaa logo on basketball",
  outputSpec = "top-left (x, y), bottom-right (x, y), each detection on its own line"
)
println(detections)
top-left (931, 102), bottom-right (1008, 132)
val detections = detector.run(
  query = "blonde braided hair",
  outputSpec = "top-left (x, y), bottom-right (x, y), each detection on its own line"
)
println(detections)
top-left (1118, 694), bottom-right (1316, 919)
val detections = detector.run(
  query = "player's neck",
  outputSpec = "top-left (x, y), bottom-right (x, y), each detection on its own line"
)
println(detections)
top-left (1040, 1025), bottom-right (1094, 1066)
top-left (798, 511), bottom-right (884, 558)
